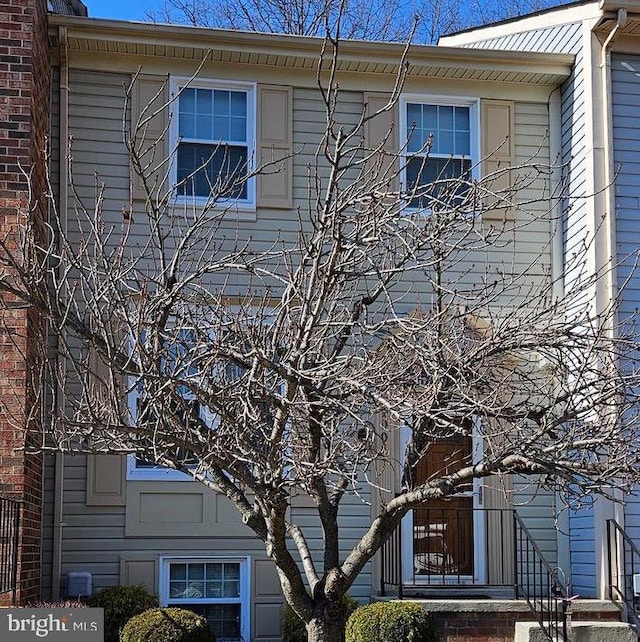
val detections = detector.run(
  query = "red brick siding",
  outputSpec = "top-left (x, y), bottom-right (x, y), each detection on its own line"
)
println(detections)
top-left (431, 608), bottom-right (621, 642)
top-left (0, 0), bottom-right (49, 606)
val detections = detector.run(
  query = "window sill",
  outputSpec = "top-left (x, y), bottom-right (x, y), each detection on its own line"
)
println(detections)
top-left (171, 196), bottom-right (258, 222)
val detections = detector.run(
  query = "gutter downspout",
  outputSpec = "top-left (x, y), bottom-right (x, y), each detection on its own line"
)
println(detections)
top-left (596, 7), bottom-right (627, 601)
top-left (548, 85), bottom-right (572, 580)
top-left (52, 25), bottom-right (69, 601)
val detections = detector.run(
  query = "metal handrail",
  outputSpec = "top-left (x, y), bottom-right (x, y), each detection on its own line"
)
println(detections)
top-left (514, 513), bottom-right (568, 642)
top-left (0, 497), bottom-right (21, 602)
top-left (607, 518), bottom-right (640, 628)
top-left (380, 507), bottom-right (516, 594)
top-left (379, 507), bottom-right (567, 642)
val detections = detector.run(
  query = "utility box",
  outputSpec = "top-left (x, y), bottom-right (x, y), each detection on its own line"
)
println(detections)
top-left (66, 571), bottom-right (92, 598)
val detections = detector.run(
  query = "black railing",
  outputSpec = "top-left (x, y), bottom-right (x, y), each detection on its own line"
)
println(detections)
top-left (380, 516), bottom-right (403, 598)
top-left (0, 497), bottom-right (20, 602)
top-left (514, 513), bottom-right (568, 642)
top-left (607, 518), bottom-right (640, 628)
top-left (380, 508), bottom-right (568, 642)
top-left (381, 507), bottom-right (516, 593)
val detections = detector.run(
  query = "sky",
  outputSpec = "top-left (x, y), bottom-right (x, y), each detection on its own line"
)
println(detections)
top-left (84, 0), bottom-right (153, 22)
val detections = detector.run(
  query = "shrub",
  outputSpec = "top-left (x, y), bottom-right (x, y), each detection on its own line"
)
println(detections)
top-left (87, 584), bottom-right (158, 642)
top-left (345, 601), bottom-right (437, 642)
top-left (120, 607), bottom-right (216, 642)
top-left (282, 594), bottom-right (359, 642)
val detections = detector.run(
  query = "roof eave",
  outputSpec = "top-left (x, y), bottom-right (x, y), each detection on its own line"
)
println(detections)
top-left (48, 14), bottom-right (574, 85)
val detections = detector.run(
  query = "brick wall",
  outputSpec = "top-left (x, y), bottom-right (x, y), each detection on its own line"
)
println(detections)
top-left (0, 0), bottom-right (50, 605)
top-left (431, 607), bottom-right (621, 642)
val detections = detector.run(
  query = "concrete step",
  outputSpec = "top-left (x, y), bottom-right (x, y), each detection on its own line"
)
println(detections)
top-left (514, 621), bottom-right (637, 642)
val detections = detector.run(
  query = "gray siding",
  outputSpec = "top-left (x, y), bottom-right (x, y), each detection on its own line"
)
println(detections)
top-left (450, 21), bottom-right (597, 596)
top-left (612, 53), bottom-right (640, 563)
top-left (454, 23), bottom-right (582, 55)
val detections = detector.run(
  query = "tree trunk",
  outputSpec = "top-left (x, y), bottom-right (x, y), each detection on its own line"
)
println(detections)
top-left (306, 614), bottom-right (345, 642)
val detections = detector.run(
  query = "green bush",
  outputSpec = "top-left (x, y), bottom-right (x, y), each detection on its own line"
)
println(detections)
top-left (345, 601), bottom-right (437, 642)
top-left (282, 594), bottom-right (359, 642)
top-left (87, 584), bottom-right (158, 642)
top-left (120, 607), bottom-right (216, 642)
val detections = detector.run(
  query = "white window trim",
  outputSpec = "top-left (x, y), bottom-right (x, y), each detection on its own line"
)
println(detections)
top-left (125, 329), bottom-right (214, 482)
top-left (159, 555), bottom-right (251, 642)
top-left (170, 77), bottom-right (258, 215)
top-left (399, 94), bottom-right (480, 211)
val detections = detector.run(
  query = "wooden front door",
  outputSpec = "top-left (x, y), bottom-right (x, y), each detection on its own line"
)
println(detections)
top-left (412, 434), bottom-right (477, 578)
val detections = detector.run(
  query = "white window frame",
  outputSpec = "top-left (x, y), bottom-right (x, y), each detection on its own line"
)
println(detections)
top-left (399, 94), bottom-right (480, 211)
top-left (170, 77), bottom-right (257, 212)
top-left (160, 556), bottom-right (251, 642)
top-left (126, 329), bottom-right (216, 482)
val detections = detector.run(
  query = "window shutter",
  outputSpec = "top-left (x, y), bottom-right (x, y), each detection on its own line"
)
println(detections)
top-left (257, 84), bottom-right (293, 209)
top-left (85, 342), bottom-right (127, 506)
top-left (363, 92), bottom-right (398, 192)
top-left (86, 453), bottom-right (126, 506)
top-left (481, 100), bottom-right (515, 221)
top-left (131, 74), bottom-right (170, 202)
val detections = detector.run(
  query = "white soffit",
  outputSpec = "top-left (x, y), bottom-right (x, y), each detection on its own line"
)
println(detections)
top-left (48, 15), bottom-right (574, 86)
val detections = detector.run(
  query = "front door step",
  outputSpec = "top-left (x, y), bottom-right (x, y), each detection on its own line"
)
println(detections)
top-left (514, 621), bottom-right (637, 642)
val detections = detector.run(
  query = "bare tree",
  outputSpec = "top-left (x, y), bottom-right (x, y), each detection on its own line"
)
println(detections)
top-left (146, 0), bottom-right (412, 41)
top-left (2, 30), bottom-right (640, 642)
top-left (145, 0), bottom-right (571, 43)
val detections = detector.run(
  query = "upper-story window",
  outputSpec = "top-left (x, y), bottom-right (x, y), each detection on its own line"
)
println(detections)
top-left (172, 79), bottom-right (256, 207)
top-left (401, 96), bottom-right (479, 209)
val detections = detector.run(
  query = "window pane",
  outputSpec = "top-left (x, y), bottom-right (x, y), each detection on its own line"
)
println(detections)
top-left (407, 102), bottom-right (421, 127)
top-left (205, 581), bottom-right (223, 598)
top-left (224, 580), bottom-right (240, 597)
top-left (214, 90), bottom-right (230, 115)
top-left (423, 104), bottom-right (437, 131)
top-left (438, 105), bottom-right (453, 130)
top-left (206, 563), bottom-right (223, 580)
top-left (213, 116), bottom-right (230, 140)
top-left (197, 88), bottom-right (213, 116)
top-left (230, 116), bottom-right (246, 142)
top-left (180, 88), bottom-right (196, 113)
top-left (454, 106), bottom-right (469, 131)
top-left (170, 564), bottom-right (187, 581)
top-left (201, 604), bottom-right (242, 642)
top-left (189, 563), bottom-right (205, 580)
top-left (406, 126), bottom-right (423, 153)
top-left (406, 103), bottom-right (422, 152)
top-left (179, 88), bottom-right (198, 139)
top-left (197, 114), bottom-right (213, 141)
top-left (406, 157), bottom-right (472, 209)
top-left (230, 91), bottom-right (246, 117)
top-left (224, 563), bottom-right (240, 580)
top-left (170, 582), bottom-right (188, 598)
top-left (435, 129), bottom-right (453, 154)
top-left (177, 143), bottom-right (248, 199)
top-left (455, 131), bottom-right (470, 156)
